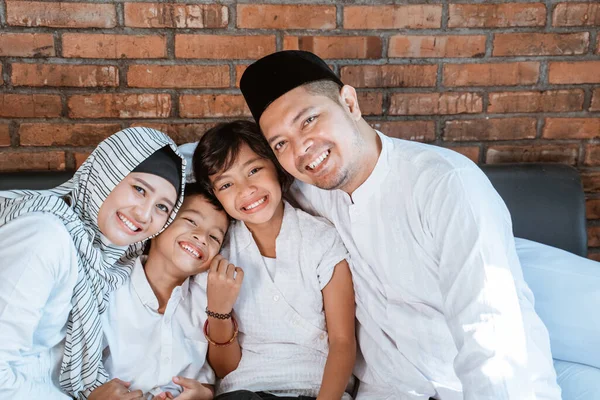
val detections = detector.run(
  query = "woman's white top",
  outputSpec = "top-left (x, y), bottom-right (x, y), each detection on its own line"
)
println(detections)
top-left (0, 213), bottom-right (78, 399)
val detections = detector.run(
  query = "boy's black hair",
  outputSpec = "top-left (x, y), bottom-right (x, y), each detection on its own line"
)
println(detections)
top-left (192, 120), bottom-right (294, 194)
top-left (184, 181), bottom-right (225, 212)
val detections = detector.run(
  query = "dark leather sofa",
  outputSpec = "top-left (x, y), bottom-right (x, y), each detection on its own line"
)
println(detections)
top-left (0, 163), bottom-right (587, 257)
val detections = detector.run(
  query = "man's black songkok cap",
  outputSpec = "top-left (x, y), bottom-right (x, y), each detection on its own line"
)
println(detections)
top-left (240, 50), bottom-right (344, 123)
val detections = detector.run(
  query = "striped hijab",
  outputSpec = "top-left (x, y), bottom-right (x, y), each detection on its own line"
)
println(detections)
top-left (0, 127), bottom-right (186, 398)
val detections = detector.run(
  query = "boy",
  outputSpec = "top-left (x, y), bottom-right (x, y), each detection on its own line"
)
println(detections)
top-left (95, 182), bottom-right (242, 400)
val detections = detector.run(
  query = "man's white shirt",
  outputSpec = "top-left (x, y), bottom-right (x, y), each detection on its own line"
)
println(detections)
top-left (288, 131), bottom-right (561, 400)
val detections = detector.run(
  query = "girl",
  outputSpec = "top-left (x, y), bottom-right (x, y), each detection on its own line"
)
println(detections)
top-left (193, 120), bottom-right (356, 400)
top-left (0, 127), bottom-right (186, 399)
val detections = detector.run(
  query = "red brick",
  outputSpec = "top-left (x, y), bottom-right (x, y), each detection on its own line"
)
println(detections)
top-left (493, 33), bottom-right (589, 56)
top-left (543, 118), bottom-right (600, 139)
top-left (586, 198), bottom-right (600, 219)
top-left (179, 95), bottom-right (251, 118)
top-left (486, 144), bottom-right (579, 165)
top-left (597, 36), bottom-right (600, 54)
top-left (582, 172), bottom-right (600, 193)
top-left (390, 93), bottom-right (482, 116)
top-left (0, 33), bottom-right (55, 57)
top-left (445, 118), bottom-right (536, 141)
top-left (283, 36), bottom-right (382, 59)
top-left (235, 64), bottom-right (248, 87)
top-left (444, 62), bottom-right (540, 87)
top-left (344, 5), bottom-right (442, 29)
top-left (74, 151), bottom-right (91, 169)
top-left (68, 94), bottom-right (171, 119)
top-left (357, 92), bottom-right (383, 116)
top-left (0, 94), bottom-right (62, 118)
top-left (549, 62), bottom-right (600, 84)
top-left (0, 151), bottom-right (65, 171)
top-left (127, 65), bottom-right (229, 88)
top-left (588, 226), bottom-right (600, 247)
top-left (389, 35), bottom-right (486, 58)
top-left (341, 65), bottom-right (437, 88)
top-left (591, 89), bottom-right (600, 112)
top-left (125, 3), bottom-right (228, 28)
top-left (0, 65), bottom-right (3, 86)
top-left (12, 64), bottom-right (118, 87)
top-left (553, 3), bottom-right (600, 26)
top-left (446, 146), bottom-right (481, 163)
top-left (62, 34), bottom-right (166, 59)
top-left (488, 90), bottom-right (584, 113)
top-left (449, 3), bottom-right (546, 28)
top-left (7, 1), bottom-right (116, 28)
top-left (585, 144), bottom-right (600, 166)
top-left (19, 123), bottom-right (121, 146)
top-left (0, 125), bottom-right (10, 147)
top-left (238, 4), bottom-right (335, 29)
top-left (129, 122), bottom-right (216, 144)
top-left (175, 35), bottom-right (275, 59)
top-left (370, 121), bottom-right (435, 142)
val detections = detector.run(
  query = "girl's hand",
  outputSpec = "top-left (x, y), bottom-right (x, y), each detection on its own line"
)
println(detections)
top-left (206, 255), bottom-right (244, 315)
top-left (88, 378), bottom-right (144, 400)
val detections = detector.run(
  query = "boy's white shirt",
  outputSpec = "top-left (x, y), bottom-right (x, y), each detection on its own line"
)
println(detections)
top-left (102, 257), bottom-right (215, 399)
top-left (193, 201), bottom-right (350, 397)
top-left (288, 131), bottom-right (561, 400)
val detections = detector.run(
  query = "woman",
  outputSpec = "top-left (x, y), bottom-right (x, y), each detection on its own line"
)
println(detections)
top-left (0, 127), bottom-right (186, 399)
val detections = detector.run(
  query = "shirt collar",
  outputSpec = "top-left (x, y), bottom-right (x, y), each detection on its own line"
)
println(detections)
top-left (131, 256), bottom-right (159, 310)
top-left (350, 130), bottom-right (391, 205)
top-left (228, 200), bottom-right (297, 258)
top-left (131, 256), bottom-right (192, 308)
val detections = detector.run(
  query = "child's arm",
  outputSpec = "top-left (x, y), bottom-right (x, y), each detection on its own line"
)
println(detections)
top-left (318, 260), bottom-right (356, 400)
top-left (205, 255), bottom-right (244, 378)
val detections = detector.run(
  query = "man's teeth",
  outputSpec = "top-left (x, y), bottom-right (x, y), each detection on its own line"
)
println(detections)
top-left (181, 244), bottom-right (200, 258)
top-left (308, 150), bottom-right (330, 170)
top-left (118, 213), bottom-right (139, 232)
top-left (244, 197), bottom-right (266, 211)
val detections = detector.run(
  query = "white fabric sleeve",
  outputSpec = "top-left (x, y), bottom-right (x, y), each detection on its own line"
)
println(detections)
top-left (0, 214), bottom-right (75, 398)
top-left (425, 168), bottom-right (537, 399)
top-left (314, 220), bottom-right (349, 290)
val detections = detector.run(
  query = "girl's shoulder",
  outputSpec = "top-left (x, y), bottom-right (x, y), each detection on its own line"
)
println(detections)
top-left (289, 203), bottom-right (336, 231)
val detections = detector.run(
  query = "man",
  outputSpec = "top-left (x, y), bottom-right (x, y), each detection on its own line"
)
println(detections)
top-left (237, 50), bottom-right (561, 399)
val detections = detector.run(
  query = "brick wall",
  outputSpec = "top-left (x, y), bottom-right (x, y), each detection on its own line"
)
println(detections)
top-left (0, 1), bottom-right (599, 255)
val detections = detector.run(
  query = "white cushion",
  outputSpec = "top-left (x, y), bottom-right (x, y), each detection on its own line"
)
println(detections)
top-left (516, 238), bottom-right (600, 369)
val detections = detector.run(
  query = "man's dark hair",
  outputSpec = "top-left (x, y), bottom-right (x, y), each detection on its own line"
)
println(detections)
top-left (303, 79), bottom-right (343, 105)
top-left (192, 120), bottom-right (294, 194)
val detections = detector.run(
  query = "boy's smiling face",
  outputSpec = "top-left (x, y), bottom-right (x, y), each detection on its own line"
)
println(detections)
top-left (149, 194), bottom-right (229, 277)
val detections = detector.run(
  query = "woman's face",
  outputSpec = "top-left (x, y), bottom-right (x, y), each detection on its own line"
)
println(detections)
top-left (97, 172), bottom-right (178, 246)
top-left (210, 143), bottom-right (283, 228)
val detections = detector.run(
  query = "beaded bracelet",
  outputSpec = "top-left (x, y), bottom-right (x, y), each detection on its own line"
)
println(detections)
top-left (203, 316), bottom-right (238, 347)
top-left (205, 307), bottom-right (233, 320)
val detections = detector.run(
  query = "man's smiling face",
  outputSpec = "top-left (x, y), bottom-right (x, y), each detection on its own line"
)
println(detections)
top-left (259, 84), bottom-right (364, 192)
